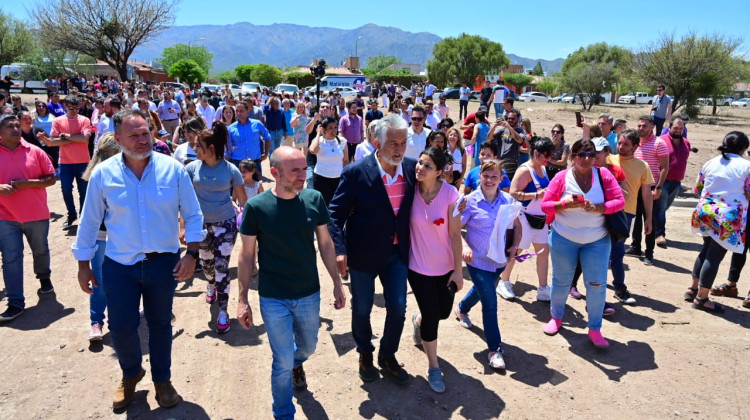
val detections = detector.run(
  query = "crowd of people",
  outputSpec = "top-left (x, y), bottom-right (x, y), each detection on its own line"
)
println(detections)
top-left (2, 74), bottom-right (750, 419)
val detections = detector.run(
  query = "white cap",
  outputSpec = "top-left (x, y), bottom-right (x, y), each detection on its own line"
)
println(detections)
top-left (592, 137), bottom-right (610, 152)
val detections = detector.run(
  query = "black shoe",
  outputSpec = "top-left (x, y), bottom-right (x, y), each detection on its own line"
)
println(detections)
top-left (614, 289), bottom-right (636, 305)
top-left (0, 306), bottom-right (24, 322)
top-left (62, 216), bottom-right (77, 230)
top-left (358, 352), bottom-right (379, 383)
top-left (292, 365), bottom-right (307, 391)
top-left (625, 246), bottom-right (642, 256)
top-left (377, 354), bottom-right (409, 385)
top-left (39, 278), bottom-right (54, 294)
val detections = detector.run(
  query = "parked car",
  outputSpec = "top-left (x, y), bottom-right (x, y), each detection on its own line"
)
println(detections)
top-left (164, 82), bottom-right (188, 91)
top-left (730, 98), bottom-right (749, 107)
top-left (561, 93), bottom-right (578, 103)
top-left (715, 96), bottom-right (734, 106)
top-left (274, 83), bottom-right (300, 94)
top-left (618, 92), bottom-right (654, 105)
top-left (440, 88), bottom-right (461, 99)
top-left (551, 93), bottom-right (567, 102)
top-left (220, 84), bottom-right (242, 96)
top-left (518, 91), bottom-right (552, 102)
top-left (241, 82), bottom-right (261, 95)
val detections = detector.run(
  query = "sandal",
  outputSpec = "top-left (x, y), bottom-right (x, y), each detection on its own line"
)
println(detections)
top-left (683, 287), bottom-right (698, 302)
top-left (692, 297), bottom-right (725, 314)
top-left (710, 283), bottom-right (738, 297)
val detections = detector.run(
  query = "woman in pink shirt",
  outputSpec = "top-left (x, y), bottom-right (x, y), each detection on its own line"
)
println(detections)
top-left (408, 147), bottom-right (463, 393)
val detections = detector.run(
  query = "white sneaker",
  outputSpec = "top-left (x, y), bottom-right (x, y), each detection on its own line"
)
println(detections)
top-left (496, 281), bottom-right (516, 300)
top-left (455, 305), bottom-right (472, 329)
top-left (537, 285), bottom-right (551, 302)
top-left (488, 351), bottom-right (505, 369)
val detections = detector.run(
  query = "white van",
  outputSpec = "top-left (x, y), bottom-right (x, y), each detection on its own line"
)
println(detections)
top-left (0, 63), bottom-right (48, 94)
top-left (319, 76), bottom-right (367, 93)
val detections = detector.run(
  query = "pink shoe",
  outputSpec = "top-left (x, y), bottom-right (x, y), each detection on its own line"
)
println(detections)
top-left (543, 318), bottom-right (562, 336)
top-left (569, 287), bottom-right (583, 299)
top-left (588, 329), bottom-right (609, 348)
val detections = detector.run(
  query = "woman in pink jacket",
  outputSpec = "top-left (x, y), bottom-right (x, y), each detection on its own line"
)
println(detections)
top-left (540, 138), bottom-right (625, 348)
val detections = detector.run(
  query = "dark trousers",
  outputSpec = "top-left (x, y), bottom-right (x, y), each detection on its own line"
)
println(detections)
top-left (459, 100), bottom-right (469, 120)
top-left (727, 206), bottom-right (750, 283)
top-left (407, 269), bottom-right (455, 342)
top-left (631, 187), bottom-right (663, 258)
top-left (692, 236), bottom-right (728, 290)
top-left (653, 117), bottom-right (666, 136)
top-left (312, 173), bottom-right (340, 207)
top-left (103, 253), bottom-right (179, 382)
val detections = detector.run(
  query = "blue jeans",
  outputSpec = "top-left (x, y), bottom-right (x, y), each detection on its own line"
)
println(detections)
top-left (306, 164), bottom-right (314, 189)
top-left (659, 180), bottom-right (682, 235)
top-left (260, 291), bottom-right (320, 420)
top-left (610, 214), bottom-right (634, 291)
top-left (102, 253), bottom-right (179, 382)
top-left (269, 129), bottom-right (284, 156)
top-left (459, 265), bottom-right (505, 352)
top-left (90, 240), bottom-right (107, 325)
top-left (493, 103), bottom-right (503, 119)
top-left (0, 220), bottom-right (51, 309)
top-left (652, 185), bottom-right (669, 238)
top-left (58, 162), bottom-right (88, 218)
top-left (349, 246), bottom-right (407, 356)
top-left (549, 228), bottom-right (610, 331)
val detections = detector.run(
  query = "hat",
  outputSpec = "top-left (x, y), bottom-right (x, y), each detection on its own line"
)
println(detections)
top-left (592, 137), bottom-right (610, 151)
top-left (157, 129), bottom-right (169, 138)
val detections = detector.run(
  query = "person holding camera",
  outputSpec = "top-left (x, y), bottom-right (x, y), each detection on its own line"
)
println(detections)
top-left (651, 85), bottom-right (672, 135)
top-left (408, 147), bottom-right (462, 393)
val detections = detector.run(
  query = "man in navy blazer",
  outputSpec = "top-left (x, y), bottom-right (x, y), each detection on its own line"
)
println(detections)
top-left (329, 114), bottom-right (416, 385)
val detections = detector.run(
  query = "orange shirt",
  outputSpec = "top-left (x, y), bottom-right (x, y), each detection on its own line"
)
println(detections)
top-left (51, 115), bottom-right (92, 164)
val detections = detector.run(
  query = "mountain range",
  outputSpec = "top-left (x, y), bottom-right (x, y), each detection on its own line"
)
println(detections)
top-left (132, 23), bottom-right (565, 75)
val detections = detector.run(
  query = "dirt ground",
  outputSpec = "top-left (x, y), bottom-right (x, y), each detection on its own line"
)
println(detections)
top-left (1, 97), bottom-right (750, 420)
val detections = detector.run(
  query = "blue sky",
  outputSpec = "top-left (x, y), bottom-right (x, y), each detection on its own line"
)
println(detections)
top-left (8, 0), bottom-right (749, 60)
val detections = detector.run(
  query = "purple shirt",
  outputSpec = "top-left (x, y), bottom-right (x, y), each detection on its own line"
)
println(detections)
top-left (460, 188), bottom-right (516, 271)
top-left (338, 114), bottom-right (363, 144)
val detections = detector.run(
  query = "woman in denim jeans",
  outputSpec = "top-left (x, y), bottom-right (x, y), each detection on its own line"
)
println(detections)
top-left (79, 132), bottom-right (121, 341)
top-left (540, 139), bottom-right (625, 349)
top-left (455, 160), bottom-right (521, 370)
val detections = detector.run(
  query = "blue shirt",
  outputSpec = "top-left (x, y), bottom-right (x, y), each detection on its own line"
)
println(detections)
top-left (228, 119), bottom-right (270, 161)
top-left (72, 152), bottom-right (206, 265)
top-left (464, 166), bottom-right (511, 191)
top-left (460, 188), bottom-right (516, 271)
top-left (282, 109), bottom-right (294, 136)
top-left (460, 87), bottom-right (471, 101)
top-left (264, 107), bottom-right (286, 131)
top-left (606, 131), bottom-right (618, 155)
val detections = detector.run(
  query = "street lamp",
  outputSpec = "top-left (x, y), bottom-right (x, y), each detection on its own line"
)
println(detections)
top-left (355, 36), bottom-right (362, 58)
top-left (188, 37), bottom-right (205, 59)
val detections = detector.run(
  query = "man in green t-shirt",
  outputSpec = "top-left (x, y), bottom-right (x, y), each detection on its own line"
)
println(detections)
top-left (236, 146), bottom-right (346, 420)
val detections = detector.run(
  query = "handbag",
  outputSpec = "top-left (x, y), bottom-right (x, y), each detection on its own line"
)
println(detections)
top-left (522, 163), bottom-right (547, 230)
top-left (595, 167), bottom-right (630, 242)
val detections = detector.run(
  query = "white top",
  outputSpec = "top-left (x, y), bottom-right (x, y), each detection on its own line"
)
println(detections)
top-left (492, 86), bottom-right (506, 104)
top-left (354, 141), bottom-right (376, 162)
top-left (314, 137), bottom-right (347, 178)
top-left (244, 182), bottom-right (261, 199)
top-left (426, 110), bottom-right (441, 130)
top-left (197, 103), bottom-right (215, 120)
top-left (173, 143), bottom-right (197, 165)
top-left (450, 147), bottom-right (463, 173)
top-left (405, 127), bottom-right (431, 160)
top-left (552, 169), bottom-right (607, 244)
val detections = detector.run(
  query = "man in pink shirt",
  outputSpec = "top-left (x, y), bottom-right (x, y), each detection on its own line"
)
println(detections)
top-left (47, 95), bottom-right (92, 229)
top-left (0, 114), bottom-right (57, 321)
top-left (656, 117), bottom-right (691, 247)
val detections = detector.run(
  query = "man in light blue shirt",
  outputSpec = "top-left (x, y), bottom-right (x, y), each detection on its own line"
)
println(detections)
top-left (459, 82), bottom-right (471, 120)
top-left (227, 100), bottom-right (270, 174)
top-left (72, 109), bottom-right (205, 410)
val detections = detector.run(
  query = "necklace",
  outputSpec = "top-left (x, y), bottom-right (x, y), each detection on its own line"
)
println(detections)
top-left (573, 168), bottom-right (591, 190)
top-left (420, 181), bottom-right (442, 205)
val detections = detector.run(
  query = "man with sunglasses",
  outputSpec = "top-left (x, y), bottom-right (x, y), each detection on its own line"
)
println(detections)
top-left (405, 105), bottom-right (431, 159)
top-left (651, 85), bottom-right (672, 135)
top-left (490, 109), bottom-right (525, 181)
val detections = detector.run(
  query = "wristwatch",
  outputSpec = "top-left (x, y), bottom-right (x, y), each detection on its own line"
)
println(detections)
top-left (60, 133), bottom-right (67, 140)
top-left (185, 250), bottom-right (199, 260)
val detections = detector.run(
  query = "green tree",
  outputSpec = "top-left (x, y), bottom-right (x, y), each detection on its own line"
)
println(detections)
top-left (32, 0), bottom-right (180, 81)
top-left (562, 42), bottom-right (633, 78)
top-left (213, 70), bottom-right (238, 84)
top-left (561, 62), bottom-right (617, 110)
top-left (284, 71), bottom-right (315, 87)
top-left (426, 33), bottom-right (509, 89)
top-left (168, 59), bottom-right (206, 84)
top-left (503, 73), bottom-right (534, 92)
top-left (251, 64), bottom-right (282, 87)
top-left (158, 43), bottom-right (213, 74)
top-left (366, 54), bottom-right (400, 73)
top-left (0, 10), bottom-right (34, 66)
top-left (531, 62), bottom-right (544, 76)
top-left (535, 79), bottom-right (559, 95)
top-left (235, 64), bottom-right (257, 82)
top-left (634, 33), bottom-right (744, 115)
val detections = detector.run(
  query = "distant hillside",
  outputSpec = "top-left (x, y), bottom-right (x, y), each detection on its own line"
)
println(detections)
top-left (507, 54), bottom-right (564, 74)
top-left (132, 23), bottom-right (564, 75)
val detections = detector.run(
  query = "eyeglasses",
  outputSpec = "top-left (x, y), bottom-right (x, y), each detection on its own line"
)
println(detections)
top-left (551, 130), bottom-right (562, 134)
top-left (507, 117), bottom-right (517, 121)
top-left (411, 117), bottom-right (424, 121)
top-left (576, 151), bottom-right (597, 159)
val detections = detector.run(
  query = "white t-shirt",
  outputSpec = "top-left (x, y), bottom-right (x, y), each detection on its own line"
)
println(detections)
top-left (405, 127), bottom-right (431, 160)
top-left (493, 86), bottom-right (507, 104)
top-left (552, 169), bottom-right (607, 244)
top-left (314, 137), bottom-right (347, 178)
top-left (450, 147), bottom-right (464, 173)
top-left (173, 143), bottom-right (197, 165)
top-left (354, 141), bottom-right (376, 162)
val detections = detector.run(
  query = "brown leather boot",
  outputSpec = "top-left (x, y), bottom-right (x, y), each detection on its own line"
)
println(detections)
top-left (154, 381), bottom-right (180, 408)
top-left (112, 368), bottom-right (145, 409)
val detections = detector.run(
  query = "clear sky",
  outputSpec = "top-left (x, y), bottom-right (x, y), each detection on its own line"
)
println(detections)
top-left (7, 0), bottom-right (749, 60)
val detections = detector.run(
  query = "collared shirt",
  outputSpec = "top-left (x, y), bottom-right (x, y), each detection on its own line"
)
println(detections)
top-left (72, 152), bottom-right (205, 265)
top-left (662, 134), bottom-right (691, 181)
top-left (405, 127), bottom-right (431, 160)
top-left (634, 134), bottom-right (669, 185)
top-left (374, 153), bottom-right (406, 243)
top-left (94, 115), bottom-right (114, 148)
top-left (157, 99), bottom-right (181, 121)
top-left (605, 131), bottom-right (618, 155)
top-left (338, 114), bottom-right (363, 144)
top-left (264, 107), bottom-right (286, 131)
top-left (227, 119), bottom-right (270, 161)
top-left (197, 103), bottom-right (215, 120)
top-left (0, 140), bottom-right (55, 223)
top-left (426, 110), bottom-right (441, 130)
top-left (461, 188), bottom-right (516, 271)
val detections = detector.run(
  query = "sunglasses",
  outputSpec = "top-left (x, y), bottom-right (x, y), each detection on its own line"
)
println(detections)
top-left (411, 117), bottom-right (424, 121)
top-left (576, 151), bottom-right (597, 159)
top-left (551, 130), bottom-right (562, 134)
